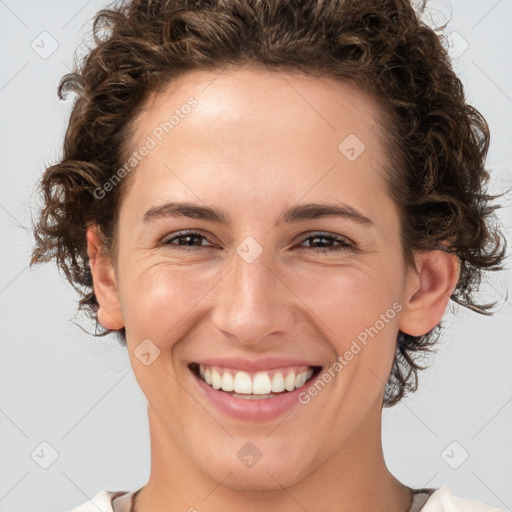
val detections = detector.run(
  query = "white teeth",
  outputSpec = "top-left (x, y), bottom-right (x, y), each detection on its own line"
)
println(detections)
top-left (252, 372), bottom-right (272, 395)
top-left (197, 364), bottom-right (315, 395)
top-left (211, 368), bottom-right (222, 390)
top-left (295, 372), bottom-right (307, 389)
top-left (271, 372), bottom-right (285, 392)
top-left (221, 371), bottom-right (234, 392)
top-left (284, 372), bottom-right (296, 392)
top-left (233, 371), bottom-right (252, 394)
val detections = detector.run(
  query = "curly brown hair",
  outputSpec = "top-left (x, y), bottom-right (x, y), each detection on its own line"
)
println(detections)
top-left (31, 0), bottom-right (506, 407)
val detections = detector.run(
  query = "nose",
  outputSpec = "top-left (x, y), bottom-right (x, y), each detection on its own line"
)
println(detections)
top-left (211, 241), bottom-right (295, 347)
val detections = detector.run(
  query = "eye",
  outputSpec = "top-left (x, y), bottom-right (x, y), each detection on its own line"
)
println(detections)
top-left (160, 230), bottom-right (354, 253)
top-left (161, 230), bottom-right (215, 250)
top-left (299, 232), bottom-right (353, 252)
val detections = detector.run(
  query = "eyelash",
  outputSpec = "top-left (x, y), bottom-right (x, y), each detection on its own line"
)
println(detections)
top-left (161, 230), bottom-right (353, 253)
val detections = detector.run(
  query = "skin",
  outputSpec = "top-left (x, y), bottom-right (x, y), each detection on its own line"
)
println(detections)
top-left (87, 65), bottom-right (459, 512)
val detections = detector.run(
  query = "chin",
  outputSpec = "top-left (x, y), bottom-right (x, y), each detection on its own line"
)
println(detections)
top-left (215, 467), bottom-right (302, 492)
top-left (199, 451), bottom-right (308, 491)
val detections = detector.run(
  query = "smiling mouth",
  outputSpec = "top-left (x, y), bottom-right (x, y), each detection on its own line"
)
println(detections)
top-left (188, 362), bottom-right (322, 399)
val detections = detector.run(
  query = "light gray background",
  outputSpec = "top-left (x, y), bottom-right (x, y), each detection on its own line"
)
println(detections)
top-left (0, 0), bottom-right (511, 511)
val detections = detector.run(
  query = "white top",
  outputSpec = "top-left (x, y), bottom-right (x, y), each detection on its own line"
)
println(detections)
top-left (67, 485), bottom-right (507, 512)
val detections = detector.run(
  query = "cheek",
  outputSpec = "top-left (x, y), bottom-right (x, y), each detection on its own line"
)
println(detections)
top-left (118, 261), bottom-right (219, 346)
top-left (288, 264), bottom-right (402, 389)
top-left (290, 262), bottom-right (402, 338)
top-left (117, 264), bottom-right (213, 411)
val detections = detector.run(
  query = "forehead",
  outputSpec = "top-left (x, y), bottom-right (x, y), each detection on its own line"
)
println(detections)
top-left (122, 65), bottom-right (394, 225)
top-left (133, 65), bottom-right (385, 149)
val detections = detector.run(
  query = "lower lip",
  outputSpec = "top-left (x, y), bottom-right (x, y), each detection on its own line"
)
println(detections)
top-left (190, 367), bottom-right (321, 421)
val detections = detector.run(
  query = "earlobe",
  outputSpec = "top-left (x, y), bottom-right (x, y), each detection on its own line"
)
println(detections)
top-left (399, 250), bottom-right (460, 337)
top-left (86, 226), bottom-right (125, 331)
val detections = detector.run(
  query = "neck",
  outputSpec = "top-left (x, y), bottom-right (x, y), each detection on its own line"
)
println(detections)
top-left (134, 398), bottom-right (412, 512)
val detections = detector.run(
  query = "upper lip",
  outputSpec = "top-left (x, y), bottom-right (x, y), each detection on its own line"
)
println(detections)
top-left (190, 357), bottom-right (322, 373)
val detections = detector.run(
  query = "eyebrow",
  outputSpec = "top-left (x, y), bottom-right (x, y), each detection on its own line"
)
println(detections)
top-left (143, 201), bottom-right (373, 226)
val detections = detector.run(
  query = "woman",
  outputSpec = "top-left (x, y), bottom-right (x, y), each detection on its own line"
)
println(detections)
top-left (31, 0), bottom-right (507, 511)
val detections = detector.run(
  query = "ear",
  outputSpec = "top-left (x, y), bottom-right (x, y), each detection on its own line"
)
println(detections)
top-left (86, 226), bottom-right (125, 330)
top-left (399, 250), bottom-right (460, 336)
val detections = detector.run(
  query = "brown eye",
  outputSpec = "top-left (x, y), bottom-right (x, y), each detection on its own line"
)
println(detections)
top-left (162, 230), bottom-right (214, 250)
top-left (300, 232), bottom-right (353, 252)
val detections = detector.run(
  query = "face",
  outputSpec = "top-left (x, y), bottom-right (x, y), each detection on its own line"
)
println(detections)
top-left (91, 66), bottom-right (441, 490)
